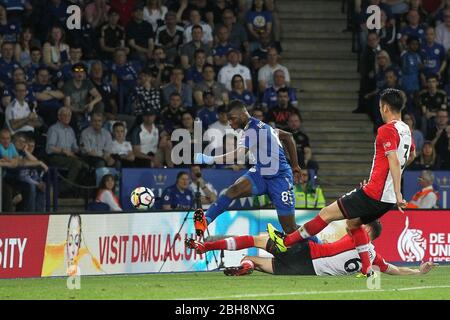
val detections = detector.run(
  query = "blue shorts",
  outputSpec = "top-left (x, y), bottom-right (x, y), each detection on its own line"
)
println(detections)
top-left (243, 168), bottom-right (295, 216)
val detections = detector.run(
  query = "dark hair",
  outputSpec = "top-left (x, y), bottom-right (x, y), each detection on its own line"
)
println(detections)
top-left (176, 171), bottom-right (189, 182)
top-left (277, 87), bottom-right (290, 95)
top-left (112, 121), bottom-right (125, 131)
top-left (202, 63), bottom-right (215, 73)
top-left (96, 174), bottom-right (115, 199)
top-left (36, 66), bottom-right (49, 76)
top-left (170, 92), bottom-right (182, 99)
top-left (251, 0), bottom-right (267, 11)
top-left (403, 112), bottom-right (417, 129)
top-left (30, 46), bottom-right (41, 53)
top-left (194, 49), bottom-right (206, 58)
top-left (407, 35), bottom-right (420, 45)
top-left (192, 24), bottom-right (203, 34)
top-left (1, 41), bottom-right (15, 48)
top-left (231, 74), bottom-right (244, 89)
top-left (217, 105), bottom-right (228, 114)
top-left (379, 88), bottom-right (406, 113)
top-left (229, 99), bottom-right (247, 112)
top-left (367, 220), bottom-right (382, 241)
top-left (426, 74), bottom-right (439, 82)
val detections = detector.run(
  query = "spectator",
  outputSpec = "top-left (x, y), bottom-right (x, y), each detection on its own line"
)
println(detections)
top-left (183, 9), bottom-right (213, 46)
top-left (189, 165), bottom-right (217, 207)
top-left (0, 41), bottom-right (20, 89)
top-left (63, 63), bottom-right (103, 132)
top-left (42, 26), bottom-right (69, 73)
top-left (80, 113), bottom-right (115, 169)
top-left (96, 174), bottom-right (122, 211)
top-left (205, 105), bottom-right (233, 149)
top-left (418, 74), bottom-right (447, 132)
top-left (180, 24), bottom-right (213, 70)
top-left (161, 171), bottom-right (194, 210)
top-left (110, 0), bottom-right (136, 27)
top-left (147, 46), bottom-right (174, 87)
top-left (245, 0), bottom-right (273, 52)
top-left (427, 109), bottom-right (450, 158)
top-left (374, 10), bottom-right (397, 61)
top-left (14, 27), bottom-right (40, 68)
top-left (287, 113), bottom-right (310, 166)
top-left (33, 67), bottom-right (64, 126)
top-left (186, 49), bottom-right (207, 86)
top-left (435, 8), bottom-right (450, 52)
top-left (58, 43), bottom-right (84, 85)
top-left (155, 11), bottom-right (184, 65)
top-left (15, 134), bottom-right (47, 212)
top-left (251, 30), bottom-right (276, 71)
top-left (267, 87), bottom-right (301, 130)
top-left (421, 27), bottom-right (447, 82)
top-left (126, 4), bottom-right (155, 63)
top-left (403, 112), bottom-right (425, 152)
top-left (193, 63), bottom-right (228, 107)
top-left (2, 67), bottom-right (37, 109)
top-left (130, 68), bottom-right (161, 117)
top-left (218, 48), bottom-right (252, 91)
top-left (303, 146), bottom-right (320, 174)
top-left (398, 10), bottom-right (427, 53)
top-left (210, 0), bottom-right (238, 26)
top-left (213, 25), bottom-right (236, 68)
top-left (5, 82), bottom-right (41, 135)
top-left (85, 0), bottom-right (110, 29)
top-left (401, 36), bottom-right (423, 109)
top-left (406, 170), bottom-right (439, 208)
top-left (46, 107), bottom-right (88, 192)
top-left (130, 110), bottom-right (163, 168)
top-left (355, 32), bottom-right (383, 114)
top-left (229, 74), bottom-right (255, 108)
top-left (262, 69), bottom-right (298, 110)
top-left (143, 0), bottom-right (168, 32)
top-left (410, 140), bottom-right (441, 170)
top-left (220, 8), bottom-right (249, 54)
top-left (257, 46), bottom-right (290, 93)
top-left (111, 48), bottom-right (139, 93)
top-left (197, 90), bottom-right (219, 130)
top-left (89, 61), bottom-right (122, 123)
top-left (110, 121), bottom-right (135, 169)
top-left (25, 46), bottom-right (44, 83)
top-left (162, 67), bottom-right (193, 108)
top-left (0, 128), bottom-right (23, 211)
top-left (294, 168), bottom-right (325, 209)
top-left (0, 3), bottom-right (21, 43)
top-left (99, 10), bottom-right (129, 60)
top-left (175, 110), bottom-right (197, 164)
top-left (161, 92), bottom-right (186, 132)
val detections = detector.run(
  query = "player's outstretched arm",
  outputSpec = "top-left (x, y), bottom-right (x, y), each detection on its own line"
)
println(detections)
top-left (194, 147), bottom-right (247, 165)
top-left (383, 262), bottom-right (438, 275)
top-left (387, 151), bottom-right (407, 211)
top-left (277, 129), bottom-right (302, 183)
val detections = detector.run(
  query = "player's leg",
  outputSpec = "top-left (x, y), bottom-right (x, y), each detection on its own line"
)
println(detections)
top-left (267, 170), bottom-right (298, 233)
top-left (242, 256), bottom-right (274, 274)
top-left (185, 235), bottom-right (269, 253)
top-left (346, 218), bottom-right (373, 275)
top-left (195, 171), bottom-right (265, 236)
top-left (282, 201), bottom-right (346, 247)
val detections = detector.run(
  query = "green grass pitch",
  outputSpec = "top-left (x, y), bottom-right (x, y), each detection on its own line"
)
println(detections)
top-left (1, 266), bottom-right (449, 300)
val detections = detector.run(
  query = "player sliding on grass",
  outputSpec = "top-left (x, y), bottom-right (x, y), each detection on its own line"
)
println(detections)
top-left (193, 100), bottom-right (302, 234)
top-left (268, 88), bottom-right (416, 277)
top-left (185, 221), bottom-right (437, 277)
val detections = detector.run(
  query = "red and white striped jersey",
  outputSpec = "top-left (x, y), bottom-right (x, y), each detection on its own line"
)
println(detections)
top-left (308, 235), bottom-right (390, 276)
top-left (363, 120), bottom-right (414, 203)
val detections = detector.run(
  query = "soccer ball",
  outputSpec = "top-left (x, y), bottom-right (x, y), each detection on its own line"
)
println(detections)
top-left (130, 187), bottom-right (155, 210)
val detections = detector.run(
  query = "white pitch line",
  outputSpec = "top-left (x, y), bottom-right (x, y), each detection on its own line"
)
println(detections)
top-left (181, 285), bottom-right (450, 300)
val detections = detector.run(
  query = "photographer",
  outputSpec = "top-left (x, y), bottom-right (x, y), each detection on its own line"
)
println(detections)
top-left (189, 165), bottom-right (217, 208)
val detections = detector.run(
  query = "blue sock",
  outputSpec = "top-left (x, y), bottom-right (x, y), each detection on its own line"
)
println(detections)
top-left (205, 195), bottom-right (232, 224)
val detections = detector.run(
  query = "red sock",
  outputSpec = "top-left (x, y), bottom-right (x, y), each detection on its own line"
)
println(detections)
top-left (204, 236), bottom-right (255, 251)
top-left (285, 215), bottom-right (328, 247)
top-left (350, 227), bottom-right (372, 274)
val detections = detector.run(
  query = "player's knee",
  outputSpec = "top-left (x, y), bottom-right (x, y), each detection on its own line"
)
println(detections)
top-left (226, 185), bottom-right (241, 198)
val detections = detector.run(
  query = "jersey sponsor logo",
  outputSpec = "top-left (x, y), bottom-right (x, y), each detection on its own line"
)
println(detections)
top-left (397, 216), bottom-right (427, 262)
top-left (382, 141), bottom-right (391, 150)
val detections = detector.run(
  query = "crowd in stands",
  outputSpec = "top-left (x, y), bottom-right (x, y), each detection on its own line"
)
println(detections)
top-left (355, 0), bottom-right (450, 174)
top-left (0, 0), bottom-right (323, 212)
